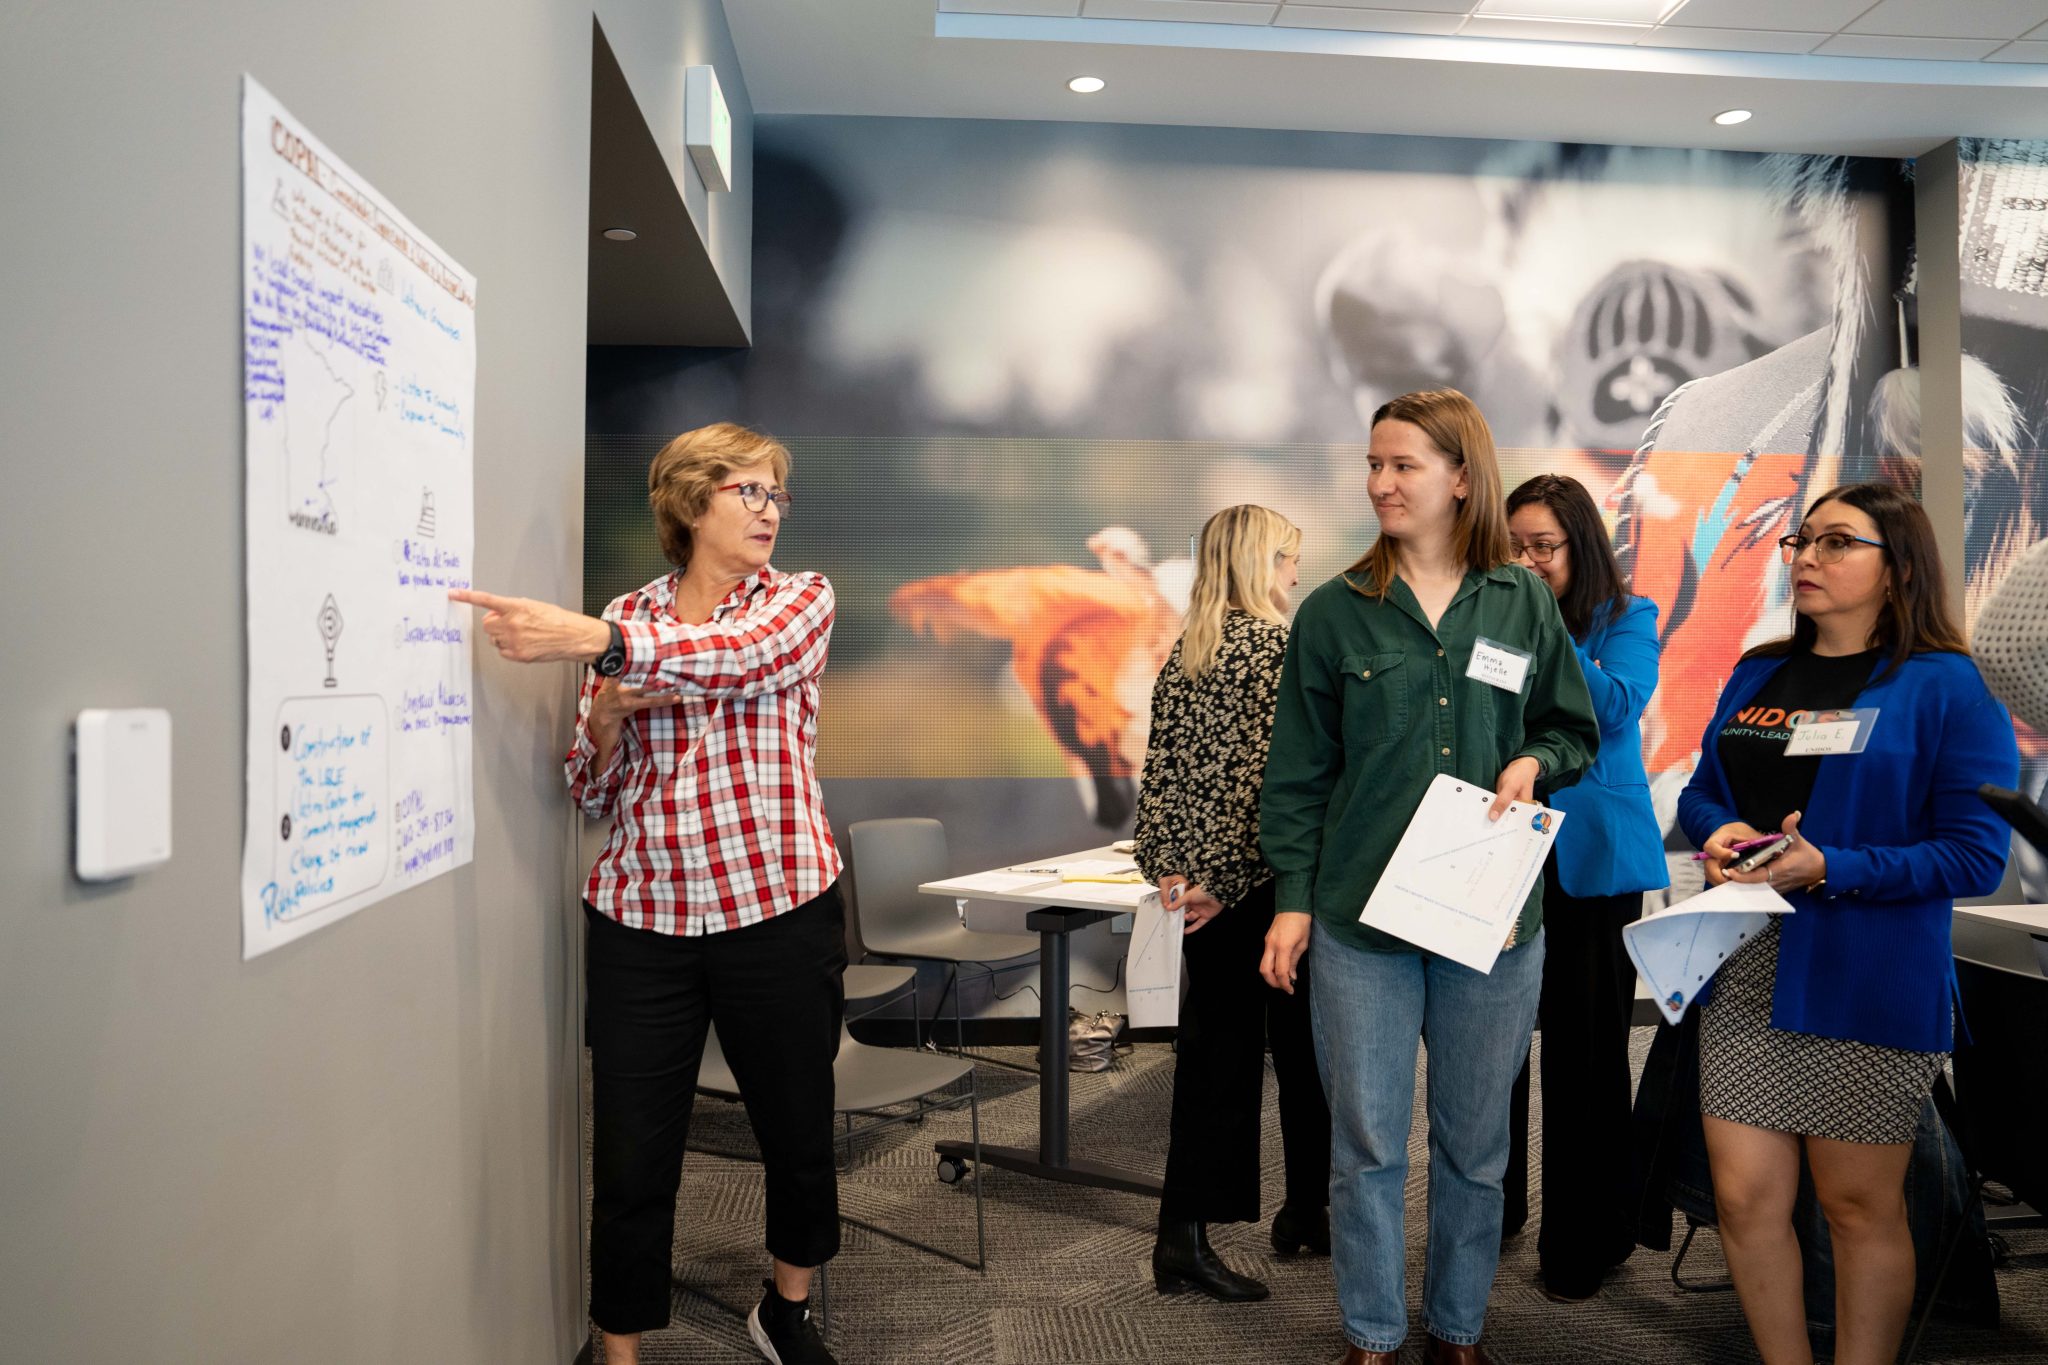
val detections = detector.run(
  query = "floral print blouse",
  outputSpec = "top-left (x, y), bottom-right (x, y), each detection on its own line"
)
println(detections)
top-left (1132, 610), bottom-right (1285, 911)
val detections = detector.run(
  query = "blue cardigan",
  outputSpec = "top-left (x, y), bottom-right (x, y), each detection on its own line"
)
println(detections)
top-left (1551, 596), bottom-right (1670, 898)
top-left (1678, 650), bottom-right (2019, 1053)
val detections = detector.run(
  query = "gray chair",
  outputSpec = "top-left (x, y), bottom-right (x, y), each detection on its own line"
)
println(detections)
top-left (846, 818), bottom-right (1039, 1068)
top-left (696, 1022), bottom-right (988, 1272)
top-left (839, 874), bottom-right (919, 1030)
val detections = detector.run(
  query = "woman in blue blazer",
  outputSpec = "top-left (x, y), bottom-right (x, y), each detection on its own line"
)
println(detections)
top-left (1501, 474), bottom-right (1668, 1301)
top-left (1681, 483), bottom-right (2016, 1365)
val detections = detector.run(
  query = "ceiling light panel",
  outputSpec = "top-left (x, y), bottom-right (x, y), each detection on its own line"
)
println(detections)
top-left (1472, 0), bottom-right (1674, 21)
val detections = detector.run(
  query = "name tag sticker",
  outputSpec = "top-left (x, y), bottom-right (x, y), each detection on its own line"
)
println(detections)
top-left (1783, 706), bottom-right (1880, 757)
top-left (1466, 636), bottom-right (1533, 694)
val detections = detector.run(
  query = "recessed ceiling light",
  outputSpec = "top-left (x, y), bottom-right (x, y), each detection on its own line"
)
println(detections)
top-left (602, 228), bottom-right (638, 241)
top-left (1067, 76), bottom-right (1105, 94)
top-left (1712, 108), bottom-right (1754, 126)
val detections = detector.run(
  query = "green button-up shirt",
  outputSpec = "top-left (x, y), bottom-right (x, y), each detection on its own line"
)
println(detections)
top-left (1260, 565), bottom-right (1599, 954)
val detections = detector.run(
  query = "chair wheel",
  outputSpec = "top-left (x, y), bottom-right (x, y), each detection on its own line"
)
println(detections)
top-left (936, 1155), bottom-right (969, 1184)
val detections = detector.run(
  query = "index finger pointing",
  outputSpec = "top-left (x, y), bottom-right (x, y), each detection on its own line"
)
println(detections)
top-left (449, 588), bottom-right (514, 612)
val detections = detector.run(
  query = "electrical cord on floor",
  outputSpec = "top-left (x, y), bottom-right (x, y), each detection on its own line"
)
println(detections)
top-left (991, 951), bottom-right (1127, 1005)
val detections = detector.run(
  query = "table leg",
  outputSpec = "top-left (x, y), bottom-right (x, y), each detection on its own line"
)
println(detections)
top-left (1038, 923), bottom-right (1069, 1165)
top-left (932, 915), bottom-right (1160, 1198)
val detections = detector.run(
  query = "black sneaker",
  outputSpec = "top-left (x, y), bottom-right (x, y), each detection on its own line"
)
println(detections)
top-left (746, 1280), bottom-right (837, 1365)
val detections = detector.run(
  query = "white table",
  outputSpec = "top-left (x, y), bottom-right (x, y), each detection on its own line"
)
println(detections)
top-left (1954, 904), bottom-right (2048, 937)
top-left (919, 847), bottom-right (1162, 1198)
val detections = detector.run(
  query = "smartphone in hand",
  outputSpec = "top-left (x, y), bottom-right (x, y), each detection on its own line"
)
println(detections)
top-left (1729, 833), bottom-right (1793, 874)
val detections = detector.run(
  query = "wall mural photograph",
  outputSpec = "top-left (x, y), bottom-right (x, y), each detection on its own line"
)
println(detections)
top-left (588, 118), bottom-right (2048, 942)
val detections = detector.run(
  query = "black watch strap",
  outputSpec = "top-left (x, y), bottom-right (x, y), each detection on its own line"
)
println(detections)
top-left (595, 620), bottom-right (627, 677)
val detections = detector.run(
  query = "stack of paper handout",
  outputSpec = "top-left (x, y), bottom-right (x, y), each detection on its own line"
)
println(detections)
top-left (1624, 878), bottom-right (1794, 1025)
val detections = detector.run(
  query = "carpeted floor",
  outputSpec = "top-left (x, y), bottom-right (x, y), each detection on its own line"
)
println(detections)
top-left (585, 1033), bottom-right (2048, 1363)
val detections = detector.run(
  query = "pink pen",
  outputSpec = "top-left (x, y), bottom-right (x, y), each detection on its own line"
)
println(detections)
top-left (1691, 834), bottom-right (1781, 861)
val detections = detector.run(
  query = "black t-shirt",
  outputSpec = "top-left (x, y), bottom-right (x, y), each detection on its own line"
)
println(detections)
top-left (1715, 647), bottom-right (1882, 833)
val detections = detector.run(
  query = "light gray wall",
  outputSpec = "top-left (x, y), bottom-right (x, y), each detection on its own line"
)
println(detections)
top-left (0, 3), bottom-right (592, 1362)
top-left (594, 0), bottom-right (755, 337)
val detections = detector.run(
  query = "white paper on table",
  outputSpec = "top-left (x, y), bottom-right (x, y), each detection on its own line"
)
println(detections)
top-left (924, 870), bottom-right (1058, 897)
top-left (1125, 892), bottom-right (1181, 1028)
top-left (1624, 878), bottom-right (1794, 1025)
top-left (1359, 773), bottom-right (1564, 974)
top-left (1050, 879), bottom-right (1157, 907)
top-left (1053, 858), bottom-right (1145, 882)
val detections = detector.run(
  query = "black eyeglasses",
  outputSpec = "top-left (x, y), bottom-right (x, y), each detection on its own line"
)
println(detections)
top-left (718, 481), bottom-right (794, 516)
top-left (1511, 538), bottom-right (1567, 563)
top-left (1778, 532), bottom-right (1884, 565)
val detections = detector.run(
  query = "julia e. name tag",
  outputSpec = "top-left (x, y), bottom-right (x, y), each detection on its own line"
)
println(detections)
top-left (1783, 707), bottom-right (1879, 756)
top-left (1466, 637), bottom-right (1532, 693)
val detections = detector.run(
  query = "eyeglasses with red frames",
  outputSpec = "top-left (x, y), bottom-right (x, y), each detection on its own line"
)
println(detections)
top-left (718, 481), bottom-right (794, 516)
top-left (1778, 532), bottom-right (1884, 565)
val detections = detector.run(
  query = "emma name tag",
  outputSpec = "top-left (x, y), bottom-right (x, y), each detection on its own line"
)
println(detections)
top-left (1783, 707), bottom-right (1880, 756)
top-left (1466, 637), bottom-right (1532, 693)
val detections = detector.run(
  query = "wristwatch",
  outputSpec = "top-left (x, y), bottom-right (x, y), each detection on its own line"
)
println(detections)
top-left (594, 620), bottom-right (626, 677)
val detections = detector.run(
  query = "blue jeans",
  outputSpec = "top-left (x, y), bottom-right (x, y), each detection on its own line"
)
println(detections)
top-left (1310, 920), bottom-right (1545, 1351)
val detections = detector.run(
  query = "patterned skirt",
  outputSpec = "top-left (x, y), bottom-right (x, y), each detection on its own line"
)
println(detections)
top-left (1698, 919), bottom-right (1944, 1144)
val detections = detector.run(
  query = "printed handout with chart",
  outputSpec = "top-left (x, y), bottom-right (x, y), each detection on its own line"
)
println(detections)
top-left (1360, 773), bottom-right (1563, 974)
top-left (238, 76), bottom-right (477, 959)
top-left (1624, 878), bottom-right (1794, 1025)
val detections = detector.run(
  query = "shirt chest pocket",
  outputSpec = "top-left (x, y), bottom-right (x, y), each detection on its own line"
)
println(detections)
top-left (1339, 651), bottom-right (1408, 750)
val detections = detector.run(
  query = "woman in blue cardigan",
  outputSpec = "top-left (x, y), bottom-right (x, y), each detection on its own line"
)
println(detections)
top-left (1681, 483), bottom-right (2017, 1365)
top-left (1501, 475), bottom-right (1668, 1300)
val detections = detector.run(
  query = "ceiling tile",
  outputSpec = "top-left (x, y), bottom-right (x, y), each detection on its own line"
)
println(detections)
top-left (1813, 33), bottom-right (2005, 59)
top-left (1459, 14), bottom-right (1651, 42)
top-left (1081, 0), bottom-right (1282, 20)
top-left (1984, 37), bottom-right (2048, 60)
top-left (1636, 24), bottom-right (1826, 52)
top-left (1847, 0), bottom-right (2048, 40)
top-left (1269, 0), bottom-right (1482, 9)
top-left (1661, 0), bottom-right (1872, 30)
top-left (1474, 0), bottom-right (1666, 20)
top-left (1275, 6), bottom-right (1468, 33)
top-left (1277, 0), bottom-right (1474, 10)
top-left (939, 0), bottom-right (1084, 14)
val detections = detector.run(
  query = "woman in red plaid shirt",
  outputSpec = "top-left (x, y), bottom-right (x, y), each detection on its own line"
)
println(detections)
top-left (454, 423), bottom-right (844, 1365)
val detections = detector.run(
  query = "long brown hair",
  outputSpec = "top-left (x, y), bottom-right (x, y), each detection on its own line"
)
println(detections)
top-left (1506, 473), bottom-right (1632, 641)
top-left (1741, 482), bottom-right (1969, 680)
top-left (1348, 389), bottom-right (1513, 599)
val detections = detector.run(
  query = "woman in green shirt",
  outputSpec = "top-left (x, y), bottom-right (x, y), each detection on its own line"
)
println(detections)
top-left (1258, 388), bottom-right (1597, 1365)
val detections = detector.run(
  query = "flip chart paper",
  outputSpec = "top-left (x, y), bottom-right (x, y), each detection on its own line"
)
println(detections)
top-left (239, 76), bottom-right (477, 958)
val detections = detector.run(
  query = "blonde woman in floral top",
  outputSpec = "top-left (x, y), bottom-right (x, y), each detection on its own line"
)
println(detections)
top-left (1134, 504), bottom-right (1332, 1304)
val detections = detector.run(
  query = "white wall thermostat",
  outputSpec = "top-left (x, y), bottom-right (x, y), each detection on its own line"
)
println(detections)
top-left (684, 64), bottom-right (733, 194)
top-left (75, 708), bottom-right (173, 881)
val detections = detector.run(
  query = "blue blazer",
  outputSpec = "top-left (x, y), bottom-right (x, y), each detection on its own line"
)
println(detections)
top-left (1550, 596), bottom-right (1669, 898)
top-left (1678, 650), bottom-right (2019, 1053)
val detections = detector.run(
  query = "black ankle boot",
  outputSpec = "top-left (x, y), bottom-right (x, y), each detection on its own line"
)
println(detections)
top-left (1270, 1203), bottom-right (1331, 1256)
top-left (1152, 1218), bottom-right (1270, 1302)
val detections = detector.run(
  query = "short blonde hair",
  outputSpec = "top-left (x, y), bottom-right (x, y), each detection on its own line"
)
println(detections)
top-left (647, 423), bottom-right (792, 567)
top-left (1179, 505), bottom-right (1302, 679)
